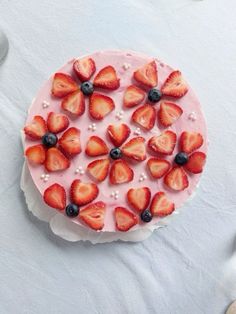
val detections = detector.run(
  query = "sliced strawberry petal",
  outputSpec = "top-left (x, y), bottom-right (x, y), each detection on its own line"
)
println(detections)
top-left (25, 144), bottom-right (46, 164)
top-left (58, 127), bottom-right (81, 155)
top-left (161, 70), bottom-right (188, 98)
top-left (148, 130), bottom-right (177, 155)
top-left (89, 93), bottom-right (115, 120)
top-left (164, 167), bottom-right (189, 191)
top-left (132, 104), bottom-right (156, 131)
top-left (121, 137), bottom-right (146, 161)
top-left (73, 57), bottom-right (96, 82)
top-left (79, 201), bottom-right (106, 231)
top-left (123, 85), bottom-right (146, 108)
top-left (70, 179), bottom-right (99, 206)
top-left (109, 160), bottom-right (134, 185)
top-left (107, 123), bottom-right (131, 147)
top-left (184, 151), bottom-right (206, 174)
top-left (93, 66), bottom-right (120, 90)
top-left (43, 183), bottom-right (66, 210)
top-left (24, 116), bottom-right (47, 140)
top-left (115, 207), bottom-right (138, 231)
top-left (85, 136), bottom-right (109, 157)
top-left (150, 192), bottom-right (175, 217)
top-left (180, 131), bottom-right (204, 154)
top-left (133, 61), bottom-right (157, 88)
top-left (61, 90), bottom-right (85, 116)
top-left (127, 187), bottom-right (151, 213)
top-left (51, 73), bottom-right (78, 98)
top-left (47, 112), bottom-right (69, 134)
top-left (45, 147), bottom-right (70, 172)
top-left (158, 101), bottom-right (183, 127)
top-left (87, 158), bottom-right (110, 182)
top-left (147, 158), bottom-right (171, 179)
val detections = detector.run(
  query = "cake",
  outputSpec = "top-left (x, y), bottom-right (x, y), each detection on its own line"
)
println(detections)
top-left (22, 50), bottom-right (207, 238)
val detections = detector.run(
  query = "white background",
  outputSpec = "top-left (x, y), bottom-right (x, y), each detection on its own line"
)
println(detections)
top-left (0, 0), bottom-right (236, 313)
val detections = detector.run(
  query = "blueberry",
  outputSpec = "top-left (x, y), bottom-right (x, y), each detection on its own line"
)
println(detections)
top-left (42, 132), bottom-right (58, 148)
top-left (65, 203), bottom-right (80, 217)
top-left (174, 152), bottom-right (189, 165)
top-left (140, 209), bottom-right (153, 223)
top-left (80, 81), bottom-right (94, 96)
top-left (148, 88), bottom-right (162, 103)
top-left (109, 148), bottom-right (122, 160)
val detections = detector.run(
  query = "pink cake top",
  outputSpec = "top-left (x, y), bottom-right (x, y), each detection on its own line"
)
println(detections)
top-left (23, 50), bottom-right (207, 232)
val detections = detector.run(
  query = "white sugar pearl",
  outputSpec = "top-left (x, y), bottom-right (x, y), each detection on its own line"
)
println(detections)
top-left (75, 169), bottom-right (80, 174)
top-left (111, 192), bottom-right (115, 197)
top-left (139, 177), bottom-right (144, 182)
top-left (43, 177), bottom-right (48, 182)
top-left (40, 174), bottom-right (45, 179)
top-left (45, 174), bottom-right (50, 178)
top-left (115, 190), bottom-right (119, 195)
top-left (115, 195), bottom-right (119, 200)
top-left (80, 170), bottom-right (85, 175)
top-left (92, 123), bottom-right (96, 127)
top-left (143, 175), bottom-right (147, 179)
top-left (88, 125), bottom-right (92, 130)
top-left (123, 63), bottom-right (131, 70)
top-left (78, 166), bottom-right (82, 170)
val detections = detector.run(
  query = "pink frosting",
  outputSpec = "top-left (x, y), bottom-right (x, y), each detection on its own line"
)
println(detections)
top-left (23, 50), bottom-right (208, 232)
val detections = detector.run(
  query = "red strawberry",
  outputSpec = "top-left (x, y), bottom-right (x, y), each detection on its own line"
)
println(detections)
top-left (164, 167), bottom-right (189, 191)
top-left (79, 201), bottom-right (106, 231)
top-left (109, 160), bottom-right (134, 185)
top-left (127, 187), bottom-right (151, 213)
top-left (132, 104), bottom-right (156, 130)
top-left (58, 127), bottom-right (81, 155)
top-left (61, 90), bottom-right (85, 116)
top-left (158, 101), bottom-right (183, 127)
top-left (148, 130), bottom-right (177, 155)
top-left (161, 70), bottom-right (188, 98)
top-left (70, 179), bottom-right (99, 206)
top-left (43, 183), bottom-right (66, 210)
top-left (184, 151), bottom-right (206, 174)
top-left (147, 158), bottom-right (171, 179)
top-left (25, 144), bottom-right (46, 164)
top-left (180, 131), bottom-right (204, 154)
top-left (107, 123), bottom-right (131, 147)
top-left (121, 137), bottom-right (146, 161)
top-left (51, 73), bottom-right (78, 98)
top-left (133, 61), bottom-right (157, 88)
top-left (93, 66), bottom-right (120, 90)
top-left (24, 116), bottom-right (47, 139)
top-left (87, 158), bottom-right (110, 182)
top-left (89, 93), bottom-right (115, 120)
top-left (115, 207), bottom-right (138, 231)
top-left (47, 112), bottom-right (69, 134)
top-left (73, 57), bottom-right (96, 82)
top-left (45, 147), bottom-right (70, 172)
top-left (123, 85), bottom-right (146, 108)
top-left (150, 192), bottom-right (175, 217)
top-left (85, 136), bottom-right (109, 157)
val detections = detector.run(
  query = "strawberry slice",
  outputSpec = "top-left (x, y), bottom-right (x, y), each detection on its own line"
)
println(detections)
top-left (43, 183), bottom-right (66, 210)
top-left (180, 131), bottom-right (204, 154)
top-left (51, 73), bottom-right (78, 98)
top-left (93, 66), bottom-right (120, 90)
top-left (70, 179), bottom-right (99, 206)
top-left (150, 192), bottom-right (175, 217)
top-left (127, 187), bottom-right (151, 213)
top-left (24, 116), bottom-right (47, 140)
top-left (147, 158), bottom-right (171, 179)
top-left (45, 147), bottom-right (70, 172)
top-left (184, 151), bottom-right (206, 174)
top-left (115, 207), bottom-right (138, 231)
top-left (87, 158), bottom-right (110, 182)
top-left (58, 127), bottom-right (81, 155)
top-left (133, 61), bottom-right (157, 88)
top-left (109, 160), bottom-right (134, 184)
top-left (148, 130), bottom-right (177, 155)
top-left (25, 144), bottom-right (46, 164)
top-left (85, 136), bottom-right (109, 157)
top-left (123, 85), bottom-right (146, 108)
top-left (107, 123), bottom-right (131, 147)
top-left (47, 112), bottom-right (69, 134)
top-left (79, 201), bottom-right (106, 231)
top-left (161, 70), bottom-right (188, 98)
top-left (121, 137), bottom-right (146, 161)
top-left (73, 57), bottom-right (96, 82)
top-left (164, 167), bottom-right (189, 191)
top-left (158, 101), bottom-right (183, 127)
top-left (89, 93), bottom-right (115, 120)
top-left (61, 90), bottom-right (85, 116)
top-left (132, 104), bottom-right (156, 131)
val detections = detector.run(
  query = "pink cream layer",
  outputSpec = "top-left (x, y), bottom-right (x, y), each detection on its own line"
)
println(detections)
top-left (23, 50), bottom-right (208, 232)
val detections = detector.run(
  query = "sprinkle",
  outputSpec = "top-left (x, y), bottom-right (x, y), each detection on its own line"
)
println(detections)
top-left (123, 63), bottom-right (131, 70)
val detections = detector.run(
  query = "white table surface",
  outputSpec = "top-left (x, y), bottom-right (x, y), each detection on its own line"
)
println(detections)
top-left (0, 0), bottom-right (236, 313)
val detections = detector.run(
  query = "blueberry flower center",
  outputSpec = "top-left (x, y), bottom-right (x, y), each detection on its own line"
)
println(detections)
top-left (42, 132), bottom-right (58, 148)
top-left (174, 152), bottom-right (189, 165)
top-left (110, 148), bottom-right (122, 160)
top-left (148, 88), bottom-right (162, 103)
top-left (80, 81), bottom-right (94, 96)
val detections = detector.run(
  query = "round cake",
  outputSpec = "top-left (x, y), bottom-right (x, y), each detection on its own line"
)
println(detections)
top-left (22, 50), bottom-right (207, 235)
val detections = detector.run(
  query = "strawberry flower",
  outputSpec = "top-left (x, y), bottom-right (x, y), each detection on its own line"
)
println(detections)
top-left (85, 123), bottom-right (147, 185)
top-left (123, 61), bottom-right (188, 130)
top-left (24, 112), bottom-right (81, 172)
top-left (147, 130), bottom-right (207, 191)
top-left (51, 57), bottom-right (120, 120)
